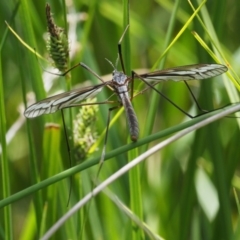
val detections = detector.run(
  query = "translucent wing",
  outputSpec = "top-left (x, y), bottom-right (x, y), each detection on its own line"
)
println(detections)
top-left (24, 82), bottom-right (110, 118)
top-left (25, 64), bottom-right (228, 119)
top-left (139, 64), bottom-right (228, 82)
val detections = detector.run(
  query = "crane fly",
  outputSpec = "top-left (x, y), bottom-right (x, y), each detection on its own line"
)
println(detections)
top-left (24, 25), bottom-right (228, 144)
top-left (24, 62), bottom-right (228, 141)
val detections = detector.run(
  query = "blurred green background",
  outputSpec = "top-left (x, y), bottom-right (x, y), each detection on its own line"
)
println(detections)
top-left (1, 0), bottom-right (240, 239)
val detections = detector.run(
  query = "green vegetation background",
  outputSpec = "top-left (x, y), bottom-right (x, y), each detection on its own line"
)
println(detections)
top-left (0, 0), bottom-right (240, 239)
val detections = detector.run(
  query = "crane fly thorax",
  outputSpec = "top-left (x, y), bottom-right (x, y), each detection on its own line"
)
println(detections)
top-left (112, 70), bottom-right (130, 93)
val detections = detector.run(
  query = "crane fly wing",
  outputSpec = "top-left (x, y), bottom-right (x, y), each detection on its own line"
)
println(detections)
top-left (24, 64), bottom-right (228, 119)
top-left (139, 64), bottom-right (228, 82)
top-left (24, 82), bottom-right (111, 118)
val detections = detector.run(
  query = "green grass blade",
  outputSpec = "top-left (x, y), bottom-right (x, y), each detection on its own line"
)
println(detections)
top-left (0, 42), bottom-right (13, 240)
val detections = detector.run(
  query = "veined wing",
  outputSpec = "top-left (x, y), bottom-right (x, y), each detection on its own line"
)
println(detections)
top-left (139, 64), bottom-right (228, 82)
top-left (25, 82), bottom-right (111, 118)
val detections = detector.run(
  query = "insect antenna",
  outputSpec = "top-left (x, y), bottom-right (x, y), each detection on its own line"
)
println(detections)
top-left (105, 58), bottom-right (117, 71)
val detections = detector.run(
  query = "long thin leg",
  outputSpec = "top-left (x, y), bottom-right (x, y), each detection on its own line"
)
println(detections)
top-left (133, 71), bottom-right (209, 119)
top-left (118, 25), bottom-right (130, 73)
top-left (130, 71), bottom-right (135, 100)
top-left (95, 105), bottom-right (120, 180)
top-left (78, 105), bottom-right (121, 239)
top-left (134, 82), bottom-right (238, 119)
top-left (61, 109), bottom-right (72, 206)
top-left (61, 110), bottom-right (72, 166)
top-left (64, 99), bottom-right (117, 109)
top-left (183, 81), bottom-right (208, 114)
top-left (39, 60), bottom-right (112, 88)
